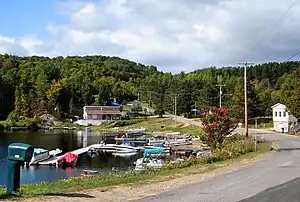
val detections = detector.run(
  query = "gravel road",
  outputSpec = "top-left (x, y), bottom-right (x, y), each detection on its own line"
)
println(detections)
top-left (134, 130), bottom-right (300, 202)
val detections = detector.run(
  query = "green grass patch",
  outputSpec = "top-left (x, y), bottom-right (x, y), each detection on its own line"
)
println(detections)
top-left (0, 139), bottom-right (270, 200)
top-left (121, 118), bottom-right (200, 136)
top-left (121, 104), bottom-right (132, 112)
top-left (91, 117), bottom-right (202, 137)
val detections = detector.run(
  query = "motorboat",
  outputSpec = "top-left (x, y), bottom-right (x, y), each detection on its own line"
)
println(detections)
top-left (148, 138), bottom-right (192, 147)
top-left (87, 140), bottom-right (143, 157)
top-left (29, 148), bottom-right (49, 165)
top-left (145, 143), bottom-right (171, 153)
top-left (29, 148), bottom-right (62, 165)
top-left (127, 127), bottom-right (146, 136)
top-left (81, 170), bottom-right (99, 177)
top-left (164, 139), bottom-right (192, 146)
top-left (134, 147), bottom-right (165, 171)
top-left (134, 158), bottom-right (164, 171)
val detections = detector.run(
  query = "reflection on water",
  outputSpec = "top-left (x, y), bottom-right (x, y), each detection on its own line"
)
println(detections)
top-left (0, 130), bottom-right (140, 186)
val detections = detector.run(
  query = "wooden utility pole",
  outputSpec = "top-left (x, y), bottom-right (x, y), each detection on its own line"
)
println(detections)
top-left (216, 84), bottom-right (225, 108)
top-left (149, 91), bottom-right (152, 107)
top-left (238, 62), bottom-right (254, 137)
top-left (174, 93), bottom-right (177, 125)
top-left (194, 101), bottom-right (197, 116)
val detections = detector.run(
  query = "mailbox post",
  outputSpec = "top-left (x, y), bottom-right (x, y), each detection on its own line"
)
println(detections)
top-left (7, 143), bottom-right (34, 194)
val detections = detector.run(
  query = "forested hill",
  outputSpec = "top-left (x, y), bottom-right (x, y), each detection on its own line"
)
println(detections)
top-left (139, 61), bottom-right (300, 120)
top-left (0, 54), bottom-right (158, 120)
top-left (0, 53), bottom-right (299, 123)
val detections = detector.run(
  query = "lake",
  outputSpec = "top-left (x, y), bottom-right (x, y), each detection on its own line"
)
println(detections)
top-left (0, 130), bottom-right (141, 187)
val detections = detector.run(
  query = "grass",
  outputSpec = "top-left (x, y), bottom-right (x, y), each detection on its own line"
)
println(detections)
top-left (91, 118), bottom-right (201, 136)
top-left (94, 117), bottom-right (202, 137)
top-left (249, 121), bottom-right (273, 129)
top-left (0, 141), bottom-right (270, 200)
top-left (121, 104), bottom-right (132, 112)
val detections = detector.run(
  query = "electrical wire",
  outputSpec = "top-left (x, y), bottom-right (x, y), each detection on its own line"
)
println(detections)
top-left (236, 0), bottom-right (297, 62)
top-left (283, 51), bottom-right (300, 62)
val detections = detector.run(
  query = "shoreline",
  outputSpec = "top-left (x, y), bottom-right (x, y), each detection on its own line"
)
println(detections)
top-left (0, 141), bottom-right (270, 201)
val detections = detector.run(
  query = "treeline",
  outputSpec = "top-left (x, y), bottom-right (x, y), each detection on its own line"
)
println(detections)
top-left (0, 53), bottom-right (299, 124)
top-left (139, 62), bottom-right (300, 120)
top-left (0, 54), bottom-right (157, 121)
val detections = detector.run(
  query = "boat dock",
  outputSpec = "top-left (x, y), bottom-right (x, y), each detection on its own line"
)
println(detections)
top-left (37, 144), bottom-right (103, 166)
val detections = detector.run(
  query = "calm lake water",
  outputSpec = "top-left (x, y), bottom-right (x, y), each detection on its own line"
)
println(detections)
top-left (0, 130), bottom-right (141, 187)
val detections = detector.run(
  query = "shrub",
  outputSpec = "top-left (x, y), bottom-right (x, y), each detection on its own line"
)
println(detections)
top-left (201, 107), bottom-right (237, 149)
top-left (202, 136), bottom-right (255, 163)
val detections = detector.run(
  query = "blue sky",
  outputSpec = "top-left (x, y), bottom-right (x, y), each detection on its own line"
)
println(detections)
top-left (0, 0), bottom-right (64, 39)
top-left (0, 0), bottom-right (299, 73)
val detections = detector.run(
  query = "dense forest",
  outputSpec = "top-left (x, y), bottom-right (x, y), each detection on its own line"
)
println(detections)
top-left (0, 54), bottom-right (299, 126)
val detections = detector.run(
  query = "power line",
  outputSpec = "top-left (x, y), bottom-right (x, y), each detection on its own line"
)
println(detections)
top-left (236, 0), bottom-right (297, 62)
top-left (283, 51), bottom-right (300, 62)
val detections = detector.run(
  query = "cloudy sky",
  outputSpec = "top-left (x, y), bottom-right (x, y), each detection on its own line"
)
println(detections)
top-left (0, 0), bottom-right (300, 72)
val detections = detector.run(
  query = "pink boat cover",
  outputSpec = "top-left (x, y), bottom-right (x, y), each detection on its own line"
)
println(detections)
top-left (57, 152), bottom-right (78, 164)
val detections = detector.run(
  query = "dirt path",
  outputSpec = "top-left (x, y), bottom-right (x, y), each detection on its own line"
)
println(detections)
top-left (24, 152), bottom-right (271, 202)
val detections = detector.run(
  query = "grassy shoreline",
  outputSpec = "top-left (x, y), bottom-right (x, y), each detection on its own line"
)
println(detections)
top-left (0, 141), bottom-right (270, 200)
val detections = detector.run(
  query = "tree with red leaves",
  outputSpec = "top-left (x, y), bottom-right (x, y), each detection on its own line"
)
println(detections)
top-left (201, 107), bottom-right (237, 149)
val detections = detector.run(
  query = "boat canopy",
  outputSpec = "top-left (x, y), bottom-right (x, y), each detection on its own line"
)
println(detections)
top-left (33, 148), bottom-right (48, 156)
top-left (143, 148), bottom-right (164, 159)
top-left (58, 152), bottom-right (78, 164)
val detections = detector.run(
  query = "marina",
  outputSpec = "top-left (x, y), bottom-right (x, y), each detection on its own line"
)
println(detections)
top-left (0, 126), bottom-right (205, 186)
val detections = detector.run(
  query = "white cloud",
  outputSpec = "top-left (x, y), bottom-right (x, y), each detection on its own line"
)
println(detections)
top-left (1, 0), bottom-right (300, 72)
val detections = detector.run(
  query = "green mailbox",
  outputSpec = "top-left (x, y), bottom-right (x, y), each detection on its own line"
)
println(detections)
top-left (7, 143), bottom-right (34, 194)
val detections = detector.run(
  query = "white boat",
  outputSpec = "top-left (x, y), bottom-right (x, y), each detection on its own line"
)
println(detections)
top-left (49, 148), bottom-right (63, 156)
top-left (164, 139), bottom-right (192, 146)
top-left (88, 142), bottom-right (142, 156)
top-left (29, 148), bottom-right (62, 165)
top-left (134, 147), bottom-right (165, 171)
top-left (112, 152), bottom-right (137, 157)
top-left (148, 138), bottom-right (192, 147)
top-left (127, 127), bottom-right (146, 136)
top-left (134, 158), bottom-right (164, 171)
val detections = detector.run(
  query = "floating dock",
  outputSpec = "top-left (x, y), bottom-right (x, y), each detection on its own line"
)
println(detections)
top-left (37, 144), bottom-right (103, 166)
top-left (36, 143), bottom-right (144, 166)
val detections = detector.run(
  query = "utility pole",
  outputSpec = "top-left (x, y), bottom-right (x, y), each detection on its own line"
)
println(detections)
top-left (149, 91), bottom-right (152, 107)
top-left (238, 62), bottom-right (254, 137)
top-left (194, 101), bottom-right (197, 116)
top-left (216, 84), bottom-right (225, 108)
top-left (174, 93), bottom-right (177, 125)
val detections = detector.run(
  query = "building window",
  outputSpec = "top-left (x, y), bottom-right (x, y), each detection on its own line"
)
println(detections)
top-left (279, 112), bottom-right (282, 117)
top-left (275, 111), bottom-right (277, 117)
top-left (283, 111), bottom-right (286, 117)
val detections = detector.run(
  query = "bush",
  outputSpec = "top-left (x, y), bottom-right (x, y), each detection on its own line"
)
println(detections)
top-left (4, 111), bottom-right (41, 130)
top-left (202, 135), bottom-right (255, 163)
top-left (201, 107), bottom-right (237, 149)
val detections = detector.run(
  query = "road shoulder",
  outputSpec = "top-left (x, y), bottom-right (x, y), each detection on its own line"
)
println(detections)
top-left (26, 151), bottom-right (273, 202)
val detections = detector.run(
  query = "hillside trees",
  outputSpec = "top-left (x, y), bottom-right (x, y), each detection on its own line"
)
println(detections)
top-left (280, 69), bottom-right (300, 119)
top-left (0, 54), bottom-right (299, 123)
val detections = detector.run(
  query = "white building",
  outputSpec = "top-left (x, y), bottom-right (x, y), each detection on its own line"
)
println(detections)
top-left (271, 103), bottom-right (298, 133)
